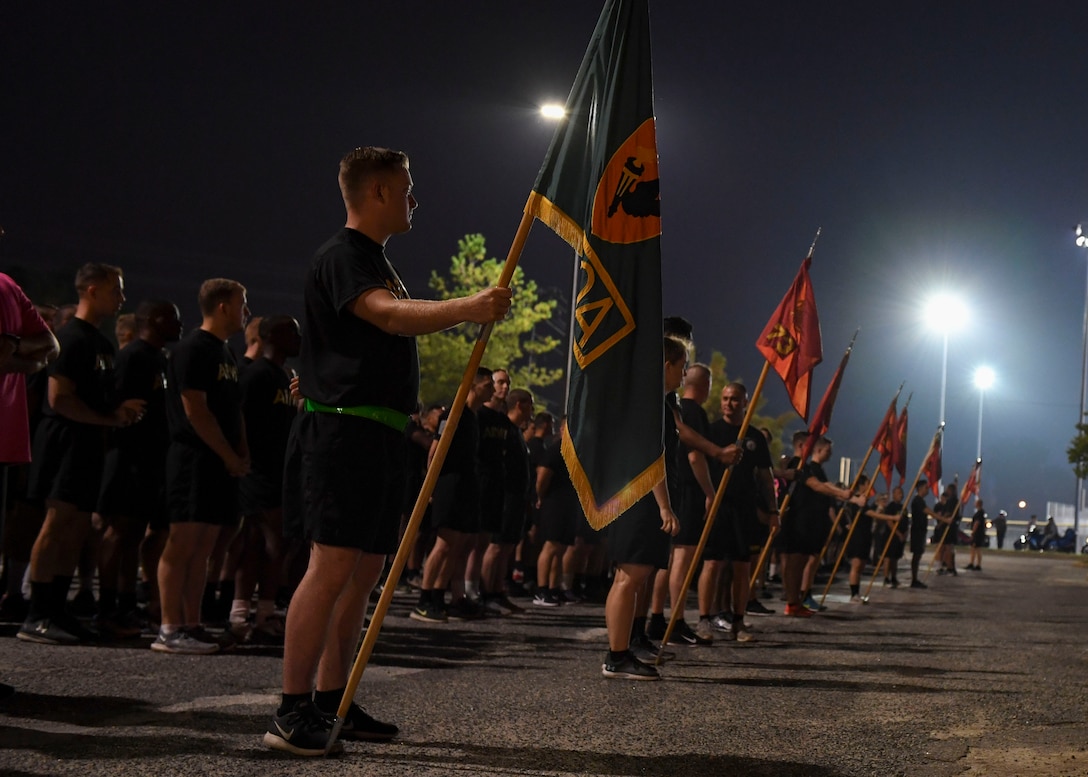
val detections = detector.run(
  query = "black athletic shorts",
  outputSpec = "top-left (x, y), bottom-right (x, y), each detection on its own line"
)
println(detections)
top-left (478, 476), bottom-right (504, 535)
top-left (606, 494), bottom-right (670, 569)
top-left (239, 469), bottom-right (283, 515)
top-left (28, 417), bottom-right (105, 513)
top-left (167, 442), bottom-right (239, 526)
top-left (537, 492), bottom-right (578, 546)
top-left (719, 503), bottom-right (763, 562)
top-left (675, 484), bottom-right (707, 547)
top-left (846, 523), bottom-right (873, 563)
top-left (98, 447), bottom-right (168, 530)
top-left (777, 513), bottom-right (825, 556)
top-left (910, 521), bottom-right (928, 555)
top-left (282, 412), bottom-right (406, 553)
top-left (430, 472), bottom-right (480, 534)
top-left (493, 491), bottom-right (528, 545)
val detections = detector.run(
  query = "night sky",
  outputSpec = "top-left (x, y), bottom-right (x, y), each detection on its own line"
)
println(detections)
top-left (4, 2), bottom-right (1087, 525)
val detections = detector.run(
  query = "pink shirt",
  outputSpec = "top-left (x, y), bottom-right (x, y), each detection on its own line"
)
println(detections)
top-left (0, 273), bottom-right (51, 463)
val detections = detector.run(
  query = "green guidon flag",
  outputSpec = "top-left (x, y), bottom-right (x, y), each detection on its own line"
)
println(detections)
top-left (525, 0), bottom-right (663, 530)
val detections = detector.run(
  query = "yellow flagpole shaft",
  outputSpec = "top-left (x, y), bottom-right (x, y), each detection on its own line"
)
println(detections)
top-left (862, 504), bottom-right (907, 600)
top-left (656, 361), bottom-right (770, 664)
top-left (924, 472), bottom-right (968, 580)
top-left (326, 211), bottom-right (535, 753)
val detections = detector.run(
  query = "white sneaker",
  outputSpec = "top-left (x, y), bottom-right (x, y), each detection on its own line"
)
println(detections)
top-left (710, 613), bottom-right (733, 632)
top-left (849, 594), bottom-right (863, 604)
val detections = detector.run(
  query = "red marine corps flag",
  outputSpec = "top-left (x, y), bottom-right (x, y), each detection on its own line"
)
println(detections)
top-left (798, 331), bottom-right (856, 463)
top-left (756, 239), bottom-right (823, 421)
top-left (961, 459), bottom-right (981, 501)
top-left (923, 427), bottom-right (943, 497)
top-left (525, 0), bottom-right (663, 529)
top-left (873, 397), bottom-right (898, 489)
top-left (895, 398), bottom-right (910, 486)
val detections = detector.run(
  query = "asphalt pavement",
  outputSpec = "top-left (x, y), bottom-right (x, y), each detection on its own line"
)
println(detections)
top-left (0, 550), bottom-right (1085, 777)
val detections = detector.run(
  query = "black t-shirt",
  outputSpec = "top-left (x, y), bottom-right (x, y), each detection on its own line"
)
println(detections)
top-left (43, 317), bottom-right (116, 419)
top-left (792, 460), bottom-right (833, 529)
top-left (167, 329), bottom-right (242, 450)
top-left (476, 405), bottom-right (509, 484)
top-left (436, 406), bottom-right (478, 477)
top-left (678, 397), bottom-right (709, 490)
top-left (240, 356), bottom-right (295, 479)
top-left (504, 422), bottom-right (531, 496)
top-left (540, 440), bottom-right (577, 502)
top-left (112, 338), bottom-right (169, 454)
top-left (884, 500), bottom-right (906, 535)
top-left (909, 494), bottom-right (926, 528)
top-left (297, 228), bottom-right (419, 413)
top-left (706, 418), bottom-right (773, 514)
top-left (663, 394), bottom-right (681, 506)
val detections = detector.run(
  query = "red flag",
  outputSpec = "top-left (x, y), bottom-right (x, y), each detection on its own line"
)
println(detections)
top-left (756, 254), bottom-right (822, 420)
top-left (961, 459), bottom-right (981, 502)
top-left (923, 429), bottom-right (943, 497)
top-left (871, 396), bottom-right (898, 489)
top-left (798, 335), bottom-right (854, 462)
top-left (894, 404), bottom-right (909, 485)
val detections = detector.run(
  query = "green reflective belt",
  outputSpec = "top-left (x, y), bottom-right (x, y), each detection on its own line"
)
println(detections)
top-left (303, 398), bottom-right (410, 432)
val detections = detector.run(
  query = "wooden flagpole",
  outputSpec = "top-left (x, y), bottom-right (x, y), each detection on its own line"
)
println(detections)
top-left (326, 211), bottom-right (535, 753)
top-left (817, 473), bottom-right (875, 607)
top-left (860, 498), bottom-right (910, 602)
top-left (656, 360), bottom-right (770, 664)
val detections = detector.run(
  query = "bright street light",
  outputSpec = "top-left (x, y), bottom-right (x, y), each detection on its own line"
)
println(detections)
top-left (540, 103), bottom-right (567, 120)
top-left (973, 366), bottom-right (995, 461)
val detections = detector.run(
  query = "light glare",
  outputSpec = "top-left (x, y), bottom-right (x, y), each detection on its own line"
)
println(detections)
top-left (922, 293), bottom-right (968, 334)
top-left (540, 103), bottom-right (566, 120)
top-left (974, 365), bottom-right (995, 390)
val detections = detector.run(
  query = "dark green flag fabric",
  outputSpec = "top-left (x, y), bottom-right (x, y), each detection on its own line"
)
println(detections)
top-left (525, 0), bottom-right (663, 529)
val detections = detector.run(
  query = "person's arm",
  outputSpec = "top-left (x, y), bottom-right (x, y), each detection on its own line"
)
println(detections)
top-left (804, 474), bottom-right (861, 504)
top-left (650, 477), bottom-right (679, 536)
top-left (674, 411), bottom-right (741, 465)
top-left (686, 449), bottom-right (715, 510)
top-left (0, 329), bottom-right (59, 374)
top-left (755, 467), bottom-right (780, 529)
top-left (180, 389), bottom-right (248, 476)
top-left (535, 465), bottom-right (553, 508)
top-left (49, 374), bottom-right (143, 427)
top-left (351, 286), bottom-right (511, 336)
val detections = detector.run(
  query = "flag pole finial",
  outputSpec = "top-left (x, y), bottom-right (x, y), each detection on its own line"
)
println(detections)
top-left (807, 227), bottom-right (822, 259)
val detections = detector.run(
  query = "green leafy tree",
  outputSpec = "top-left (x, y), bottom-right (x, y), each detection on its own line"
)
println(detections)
top-left (417, 234), bottom-right (562, 405)
top-left (697, 349), bottom-right (796, 461)
top-left (1067, 422), bottom-right (1088, 479)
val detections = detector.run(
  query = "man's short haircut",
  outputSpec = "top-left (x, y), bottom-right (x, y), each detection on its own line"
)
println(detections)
top-left (339, 146), bottom-right (410, 206)
top-left (663, 315), bottom-right (694, 340)
top-left (135, 300), bottom-right (177, 330)
top-left (258, 314), bottom-right (295, 341)
top-left (792, 430), bottom-right (810, 445)
top-left (725, 381), bottom-right (748, 397)
top-left (664, 335), bottom-right (689, 365)
top-left (115, 312), bottom-right (136, 336)
top-left (507, 388), bottom-right (532, 407)
top-left (815, 435), bottom-right (832, 448)
top-left (475, 366), bottom-right (494, 382)
top-left (245, 316), bottom-right (264, 345)
top-left (75, 262), bottom-right (122, 294)
top-left (533, 411), bottom-right (554, 427)
top-left (198, 278), bottom-right (245, 316)
top-left (686, 362), bottom-right (710, 381)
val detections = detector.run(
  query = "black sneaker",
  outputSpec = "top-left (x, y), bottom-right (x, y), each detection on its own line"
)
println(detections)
top-left (409, 603), bottom-right (448, 623)
top-left (17, 617), bottom-right (81, 645)
top-left (910, 580), bottom-right (927, 589)
top-left (264, 700), bottom-right (342, 757)
top-left (446, 598), bottom-right (483, 621)
top-left (68, 588), bottom-right (97, 618)
top-left (629, 632), bottom-right (675, 663)
top-left (669, 620), bottom-right (712, 646)
top-left (745, 599), bottom-right (775, 616)
top-left (532, 590), bottom-right (560, 608)
top-left (337, 701), bottom-right (398, 742)
top-left (646, 613), bottom-right (667, 641)
top-left (602, 652), bottom-right (660, 680)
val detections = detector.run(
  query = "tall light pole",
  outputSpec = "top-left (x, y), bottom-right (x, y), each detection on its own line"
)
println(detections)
top-left (973, 366), bottom-right (994, 461)
top-left (923, 294), bottom-right (968, 488)
top-left (1074, 225), bottom-right (1088, 535)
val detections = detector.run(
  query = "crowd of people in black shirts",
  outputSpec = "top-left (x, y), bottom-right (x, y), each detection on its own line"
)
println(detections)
top-left (0, 146), bottom-right (990, 756)
top-left (0, 265), bottom-right (983, 663)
